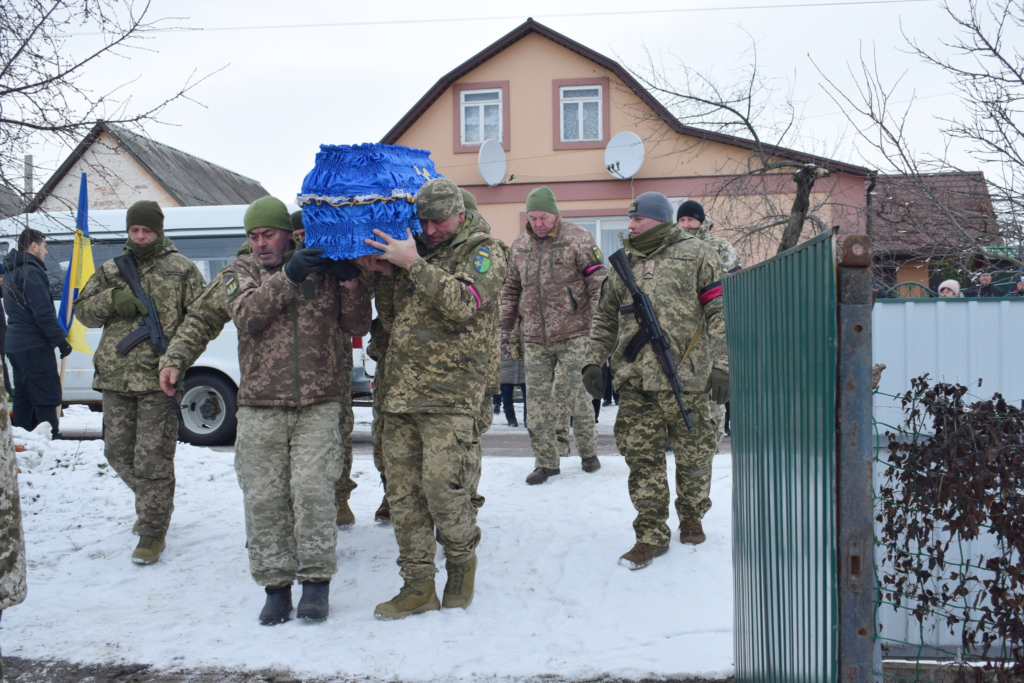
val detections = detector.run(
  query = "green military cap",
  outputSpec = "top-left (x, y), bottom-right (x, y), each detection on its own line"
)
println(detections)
top-left (126, 200), bottom-right (165, 237)
top-left (416, 178), bottom-right (465, 221)
top-left (244, 196), bottom-right (292, 235)
top-left (290, 210), bottom-right (304, 232)
top-left (460, 188), bottom-right (478, 212)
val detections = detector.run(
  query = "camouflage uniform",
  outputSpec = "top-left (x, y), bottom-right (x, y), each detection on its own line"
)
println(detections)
top-left (334, 333), bottom-right (357, 503)
top-left (0, 395), bottom-right (27, 679)
top-left (500, 218), bottom-right (606, 468)
top-left (585, 223), bottom-right (727, 547)
top-left (223, 253), bottom-right (370, 586)
top-left (74, 241), bottom-right (205, 537)
top-left (377, 197), bottom-right (507, 582)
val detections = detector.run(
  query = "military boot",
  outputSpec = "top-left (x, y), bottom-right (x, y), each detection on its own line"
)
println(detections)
top-left (442, 555), bottom-right (477, 610)
top-left (131, 535), bottom-right (165, 565)
top-left (336, 499), bottom-right (355, 528)
top-left (374, 580), bottom-right (440, 620)
top-left (132, 519), bottom-right (139, 535)
top-left (679, 520), bottom-right (706, 545)
top-left (296, 580), bottom-right (330, 621)
top-left (618, 542), bottom-right (668, 570)
top-left (259, 585), bottom-right (293, 626)
top-left (525, 467), bottom-right (559, 485)
top-left (374, 494), bottom-right (391, 523)
top-left (581, 456), bottom-right (601, 473)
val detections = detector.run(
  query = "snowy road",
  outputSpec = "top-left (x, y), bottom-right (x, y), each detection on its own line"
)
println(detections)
top-left (5, 405), bottom-right (735, 682)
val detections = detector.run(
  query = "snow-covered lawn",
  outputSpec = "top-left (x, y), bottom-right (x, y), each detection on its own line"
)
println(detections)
top-left (5, 405), bottom-right (734, 681)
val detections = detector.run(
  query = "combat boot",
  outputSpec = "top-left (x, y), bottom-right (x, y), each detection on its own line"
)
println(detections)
top-left (442, 555), bottom-right (477, 610)
top-left (374, 580), bottom-right (440, 620)
top-left (336, 499), bottom-right (355, 528)
top-left (374, 494), bottom-right (391, 523)
top-left (525, 467), bottom-right (560, 485)
top-left (131, 535), bottom-right (165, 565)
top-left (581, 456), bottom-right (601, 473)
top-left (259, 585), bottom-right (293, 626)
top-left (132, 519), bottom-right (139, 535)
top-left (296, 580), bottom-right (330, 621)
top-left (618, 542), bottom-right (668, 570)
top-left (679, 520), bottom-right (707, 545)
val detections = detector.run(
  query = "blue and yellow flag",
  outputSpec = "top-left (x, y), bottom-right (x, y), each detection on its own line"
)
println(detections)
top-left (58, 173), bottom-right (95, 354)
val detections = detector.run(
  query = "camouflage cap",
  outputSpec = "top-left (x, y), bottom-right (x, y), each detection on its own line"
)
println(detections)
top-left (417, 178), bottom-right (465, 221)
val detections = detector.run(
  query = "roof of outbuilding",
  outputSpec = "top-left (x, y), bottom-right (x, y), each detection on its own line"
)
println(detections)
top-left (27, 122), bottom-right (270, 212)
top-left (381, 18), bottom-right (870, 177)
top-left (0, 185), bottom-right (21, 220)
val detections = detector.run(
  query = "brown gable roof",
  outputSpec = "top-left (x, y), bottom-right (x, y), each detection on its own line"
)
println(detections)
top-left (27, 122), bottom-right (270, 212)
top-left (381, 18), bottom-right (869, 177)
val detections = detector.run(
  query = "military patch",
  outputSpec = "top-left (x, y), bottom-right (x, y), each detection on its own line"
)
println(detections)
top-left (474, 248), bottom-right (492, 273)
top-left (590, 244), bottom-right (604, 264)
top-left (225, 275), bottom-right (239, 298)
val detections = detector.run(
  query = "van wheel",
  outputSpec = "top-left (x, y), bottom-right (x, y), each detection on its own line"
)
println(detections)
top-left (178, 371), bottom-right (237, 447)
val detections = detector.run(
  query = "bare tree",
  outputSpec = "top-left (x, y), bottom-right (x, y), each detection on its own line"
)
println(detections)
top-left (0, 0), bottom-right (219, 214)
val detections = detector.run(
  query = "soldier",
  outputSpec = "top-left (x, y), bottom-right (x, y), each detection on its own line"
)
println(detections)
top-left (365, 310), bottom-right (392, 523)
top-left (74, 201), bottom-right (205, 565)
top-left (0, 395), bottom-right (27, 681)
top-left (582, 192), bottom-right (729, 570)
top-left (358, 178), bottom-right (506, 619)
top-left (221, 197), bottom-right (370, 625)
top-left (499, 186), bottom-right (607, 485)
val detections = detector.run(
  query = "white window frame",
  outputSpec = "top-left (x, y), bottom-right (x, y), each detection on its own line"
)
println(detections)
top-left (559, 85), bottom-right (603, 143)
top-left (460, 88), bottom-right (503, 147)
top-left (574, 216), bottom-right (630, 262)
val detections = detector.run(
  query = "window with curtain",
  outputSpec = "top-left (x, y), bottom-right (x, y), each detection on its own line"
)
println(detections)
top-left (560, 86), bottom-right (602, 142)
top-left (461, 89), bottom-right (502, 146)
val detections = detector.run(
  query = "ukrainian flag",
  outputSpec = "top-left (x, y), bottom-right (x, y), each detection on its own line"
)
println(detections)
top-left (58, 173), bottom-right (95, 353)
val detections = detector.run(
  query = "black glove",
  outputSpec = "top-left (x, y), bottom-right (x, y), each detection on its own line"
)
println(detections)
top-left (112, 290), bottom-right (147, 318)
top-left (283, 248), bottom-right (330, 284)
top-left (581, 364), bottom-right (604, 400)
top-left (707, 367), bottom-right (730, 405)
top-left (58, 341), bottom-right (73, 358)
top-left (326, 259), bottom-right (361, 283)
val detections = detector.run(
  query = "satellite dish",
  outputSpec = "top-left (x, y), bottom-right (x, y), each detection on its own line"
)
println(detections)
top-left (605, 132), bottom-right (645, 179)
top-left (478, 139), bottom-right (507, 187)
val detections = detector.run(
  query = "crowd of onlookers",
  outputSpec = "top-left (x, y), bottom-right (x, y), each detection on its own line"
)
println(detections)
top-left (937, 270), bottom-right (1024, 298)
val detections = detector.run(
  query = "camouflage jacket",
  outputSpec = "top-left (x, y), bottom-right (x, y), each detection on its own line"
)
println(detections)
top-left (691, 217), bottom-right (741, 272)
top-left (0, 397), bottom-right (27, 611)
top-left (499, 218), bottom-right (607, 344)
top-left (376, 211), bottom-right (507, 415)
top-left (74, 242), bottom-right (205, 393)
top-left (223, 254), bottom-right (371, 407)
top-left (585, 225), bottom-right (727, 393)
top-left (159, 268), bottom-right (233, 373)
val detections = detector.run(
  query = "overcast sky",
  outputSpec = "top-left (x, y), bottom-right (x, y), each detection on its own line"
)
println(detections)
top-left (35, 0), bottom-right (976, 201)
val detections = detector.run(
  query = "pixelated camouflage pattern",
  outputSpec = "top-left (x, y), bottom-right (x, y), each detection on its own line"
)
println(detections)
top-left (102, 390), bottom-right (179, 537)
top-left (235, 402), bottom-right (342, 586)
top-left (382, 412), bottom-right (481, 582)
top-left (523, 337), bottom-right (597, 468)
top-left (335, 335), bottom-right (357, 501)
top-left (223, 254), bottom-right (371, 407)
top-left (614, 389), bottom-right (720, 546)
top-left (0, 395), bottom-right (26, 612)
top-left (74, 242), bottom-right (206, 393)
top-left (375, 211), bottom-right (507, 415)
top-left (159, 268), bottom-right (232, 373)
top-left (500, 218), bottom-right (607, 344)
top-left (484, 228), bottom-right (511, 395)
top-left (688, 216), bottom-right (741, 272)
top-left (416, 178), bottom-right (465, 221)
top-left (585, 225), bottom-right (727, 393)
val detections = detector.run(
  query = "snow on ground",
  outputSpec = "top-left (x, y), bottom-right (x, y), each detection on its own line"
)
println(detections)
top-left (5, 405), bottom-right (734, 681)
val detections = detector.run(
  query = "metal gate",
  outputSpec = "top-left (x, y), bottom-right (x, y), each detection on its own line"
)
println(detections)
top-left (724, 230), bottom-right (875, 682)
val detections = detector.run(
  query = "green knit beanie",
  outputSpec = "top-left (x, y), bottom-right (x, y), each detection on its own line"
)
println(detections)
top-left (126, 200), bottom-right (164, 237)
top-left (526, 186), bottom-right (559, 215)
top-left (290, 210), bottom-right (304, 232)
top-left (244, 197), bottom-right (292, 235)
top-left (460, 189), bottom-right (478, 212)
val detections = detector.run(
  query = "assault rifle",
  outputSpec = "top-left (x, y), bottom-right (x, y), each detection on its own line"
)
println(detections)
top-left (113, 254), bottom-right (184, 427)
top-left (608, 248), bottom-right (694, 433)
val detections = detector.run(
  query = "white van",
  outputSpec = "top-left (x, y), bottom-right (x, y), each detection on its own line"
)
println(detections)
top-left (0, 205), bottom-right (371, 446)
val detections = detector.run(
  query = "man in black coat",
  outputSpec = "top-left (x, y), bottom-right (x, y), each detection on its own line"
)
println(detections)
top-left (2, 229), bottom-right (72, 437)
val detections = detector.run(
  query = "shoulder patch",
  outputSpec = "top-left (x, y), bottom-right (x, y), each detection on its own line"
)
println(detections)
top-left (590, 244), bottom-right (604, 264)
top-left (474, 248), bottom-right (492, 273)
top-left (224, 275), bottom-right (239, 298)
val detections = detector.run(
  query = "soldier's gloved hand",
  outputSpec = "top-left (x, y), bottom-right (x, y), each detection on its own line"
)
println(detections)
top-left (326, 258), bottom-right (361, 283)
top-left (707, 367), bottom-right (730, 405)
top-left (283, 248), bottom-right (330, 284)
top-left (581, 364), bottom-right (604, 400)
top-left (58, 341), bottom-right (73, 358)
top-left (112, 290), bottom-right (147, 318)
top-left (499, 327), bottom-right (512, 359)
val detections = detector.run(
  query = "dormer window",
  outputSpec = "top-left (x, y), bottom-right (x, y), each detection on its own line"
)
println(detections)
top-left (461, 88), bottom-right (502, 146)
top-left (560, 85), bottom-right (602, 142)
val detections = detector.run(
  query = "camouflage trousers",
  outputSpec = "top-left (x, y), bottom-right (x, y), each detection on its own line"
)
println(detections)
top-left (524, 337), bottom-right (597, 468)
top-left (383, 411), bottom-right (481, 582)
top-left (235, 402), bottom-right (342, 586)
top-left (102, 390), bottom-right (179, 537)
top-left (614, 389), bottom-right (720, 547)
top-left (334, 356), bottom-right (357, 503)
top-left (0, 396), bottom-right (27, 614)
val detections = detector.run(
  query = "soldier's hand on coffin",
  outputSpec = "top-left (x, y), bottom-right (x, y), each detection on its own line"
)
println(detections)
top-left (112, 290), bottom-right (147, 318)
top-left (356, 254), bottom-right (393, 277)
top-left (365, 228), bottom-right (418, 270)
top-left (283, 247), bottom-right (330, 284)
top-left (326, 258), bottom-right (360, 283)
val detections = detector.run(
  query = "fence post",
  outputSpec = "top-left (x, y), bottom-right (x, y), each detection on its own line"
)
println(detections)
top-left (836, 234), bottom-right (876, 681)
